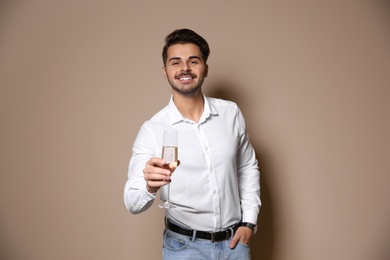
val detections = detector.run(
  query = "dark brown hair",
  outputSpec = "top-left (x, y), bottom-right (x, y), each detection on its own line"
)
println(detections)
top-left (162, 29), bottom-right (210, 66)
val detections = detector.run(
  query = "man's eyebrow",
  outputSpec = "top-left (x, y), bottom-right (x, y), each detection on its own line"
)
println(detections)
top-left (168, 57), bottom-right (181, 62)
top-left (189, 56), bottom-right (202, 60)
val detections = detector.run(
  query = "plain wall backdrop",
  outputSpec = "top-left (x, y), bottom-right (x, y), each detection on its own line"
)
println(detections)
top-left (1, 1), bottom-right (389, 260)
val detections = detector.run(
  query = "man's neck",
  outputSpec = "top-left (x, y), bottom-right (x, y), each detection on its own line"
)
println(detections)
top-left (172, 91), bottom-right (204, 123)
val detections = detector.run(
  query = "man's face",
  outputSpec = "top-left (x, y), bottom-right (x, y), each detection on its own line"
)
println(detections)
top-left (162, 43), bottom-right (208, 96)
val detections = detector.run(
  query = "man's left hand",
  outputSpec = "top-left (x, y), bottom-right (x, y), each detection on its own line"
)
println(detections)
top-left (229, 226), bottom-right (252, 249)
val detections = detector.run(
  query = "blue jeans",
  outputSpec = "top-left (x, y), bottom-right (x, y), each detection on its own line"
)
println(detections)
top-left (162, 228), bottom-right (251, 260)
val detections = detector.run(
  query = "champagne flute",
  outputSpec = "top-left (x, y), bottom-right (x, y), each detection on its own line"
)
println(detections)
top-left (158, 130), bottom-right (178, 209)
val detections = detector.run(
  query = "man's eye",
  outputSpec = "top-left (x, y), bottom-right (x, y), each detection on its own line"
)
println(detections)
top-left (171, 62), bottom-right (179, 66)
top-left (190, 60), bottom-right (199, 64)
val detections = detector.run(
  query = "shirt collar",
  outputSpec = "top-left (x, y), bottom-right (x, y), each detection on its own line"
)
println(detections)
top-left (167, 95), bottom-right (219, 125)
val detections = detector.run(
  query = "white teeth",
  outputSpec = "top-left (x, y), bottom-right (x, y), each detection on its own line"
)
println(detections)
top-left (180, 77), bottom-right (192, 81)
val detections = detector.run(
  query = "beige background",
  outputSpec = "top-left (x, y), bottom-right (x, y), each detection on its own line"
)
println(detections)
top-left (1, 1), bottom-right (389, 260)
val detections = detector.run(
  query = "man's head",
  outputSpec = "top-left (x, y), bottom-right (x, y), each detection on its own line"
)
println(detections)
top-left (162, 29), bottom-right (210, 97)
top-left (162, 29), bottom-right (210, 66)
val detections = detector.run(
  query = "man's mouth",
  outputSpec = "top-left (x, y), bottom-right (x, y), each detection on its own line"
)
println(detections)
top-left (179, 77), bottom-right (193, 81)
top-left (176, 74), bottom-right (196, 81)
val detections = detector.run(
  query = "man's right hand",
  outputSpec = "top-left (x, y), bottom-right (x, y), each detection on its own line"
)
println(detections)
top-left (143, 158), bottom-right (179, 193)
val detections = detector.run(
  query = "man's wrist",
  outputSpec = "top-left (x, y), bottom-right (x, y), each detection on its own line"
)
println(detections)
top-left (241, 222), bottom-right (257, 234)
top-left (146, 185), bottom-right (158, 194)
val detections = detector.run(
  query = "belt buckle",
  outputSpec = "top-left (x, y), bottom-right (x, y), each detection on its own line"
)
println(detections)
top-left (211, 230), bottom-right (229, 243)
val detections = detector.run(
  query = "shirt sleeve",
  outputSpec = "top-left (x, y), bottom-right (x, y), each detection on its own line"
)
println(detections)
top-left (123, 124), bottom-right (158, 214)
top-left (235, 106), bottom-right (261, 224)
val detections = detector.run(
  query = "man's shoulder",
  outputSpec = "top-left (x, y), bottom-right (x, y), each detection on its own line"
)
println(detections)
top-left (140, 105), bottom-right (169, 128)
top-left (206, 96), bottom-right (239, 111)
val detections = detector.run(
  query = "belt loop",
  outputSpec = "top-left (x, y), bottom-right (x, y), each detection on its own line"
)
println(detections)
top-left (191, 230), bottom-right (197, 242)
top-left (229, 227), bottom-right (234, 239)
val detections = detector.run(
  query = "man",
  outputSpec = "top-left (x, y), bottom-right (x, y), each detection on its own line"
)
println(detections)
top-left (124, 28), bottom-right (261, 260)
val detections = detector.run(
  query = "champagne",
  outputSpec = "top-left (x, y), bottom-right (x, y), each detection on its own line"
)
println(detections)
top-left (162, 146), bottom-right (178, 168)
top-left (158, 130), bottom-right (178, 209)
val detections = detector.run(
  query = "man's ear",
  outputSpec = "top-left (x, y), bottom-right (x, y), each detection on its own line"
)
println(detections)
top-left (162, 66), bottom-right (168, 80)
top-left (204, 64), bottom-right (209, 78)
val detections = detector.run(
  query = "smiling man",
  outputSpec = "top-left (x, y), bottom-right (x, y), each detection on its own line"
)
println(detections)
top-left (124, 28), bottom-right (261, 260)
top-left (163, 43), bottom-right (207, 97)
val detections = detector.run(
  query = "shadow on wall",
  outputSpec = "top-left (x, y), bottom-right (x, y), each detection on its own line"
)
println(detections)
top-left (206, 82), bottom-right (276, 260)
top-left (0, 223), bottom-right (19, 260)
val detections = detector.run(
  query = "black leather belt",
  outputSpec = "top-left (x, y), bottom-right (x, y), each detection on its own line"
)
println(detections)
top-left (166, 219), bottom-right (241, 243)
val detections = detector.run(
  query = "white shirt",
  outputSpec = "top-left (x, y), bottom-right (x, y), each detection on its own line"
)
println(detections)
top-left (124, 96), bottom-right (261, 231)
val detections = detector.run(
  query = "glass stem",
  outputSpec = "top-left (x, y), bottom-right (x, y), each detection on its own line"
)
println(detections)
top-left (167, 183), bottom-right (171, 202)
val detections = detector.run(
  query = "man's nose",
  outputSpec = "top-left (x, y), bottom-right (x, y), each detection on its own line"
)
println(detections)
top-left (181, 62), bottom-right (190, 72)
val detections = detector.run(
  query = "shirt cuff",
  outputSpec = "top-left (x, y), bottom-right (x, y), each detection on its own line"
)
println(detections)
top-left (242, 211), bottom-right (259, 225)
